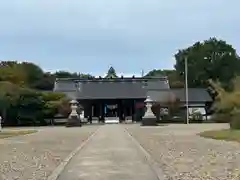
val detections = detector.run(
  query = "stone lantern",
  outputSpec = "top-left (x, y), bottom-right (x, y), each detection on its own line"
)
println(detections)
top-left (66, 100), bottom-right (81, 127)
top-left (142, 96), bottom-right (157, 126)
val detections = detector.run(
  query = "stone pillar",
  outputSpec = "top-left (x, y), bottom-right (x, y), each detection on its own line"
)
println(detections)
top-left (142, 96), bottom-right (157, 126)
top-left (66, 100), bottom-right (81, 127)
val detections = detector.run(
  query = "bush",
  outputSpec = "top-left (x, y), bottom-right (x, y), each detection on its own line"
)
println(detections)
top-left (209, 77), bottom-right (240, 128)
top-left (212, 113), bottom-right (231, 123)
top-left (229, 113), bottom-right (240, 129)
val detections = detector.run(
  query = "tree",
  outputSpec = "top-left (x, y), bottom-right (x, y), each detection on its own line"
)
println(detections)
top-left (54, 71), bottom-right (93, 79)
top-left (37, 91), bottom-right (67, 120)
top-left (0, 60), bottom-right (90, 126)
top-left (174, 37), bottom-right (240, 89)
top-left (55, 71), bottom-right (79, 78)
top-left (31, 73), bottom-right (55, 90)
top-left (57, 97), bottom-right (71, 117)
top-left (0, 62), bottom-right (27, 85)
top-left (20, 62), bottom-right (44, 86)
top-left (145, 69), bottom-right (184, 88)
top-left (210, 77), bottom-right (240, 128)
top-left (0, 82), bottom-right (20, 124)
top-left (105, 66), bottom-right (118, 78)
top-left (79, 73), bottom-right (94, 78)
top-left (14, 88), bottom-right (46, 126)
top-left (0, 61), bottom-right (47, 88)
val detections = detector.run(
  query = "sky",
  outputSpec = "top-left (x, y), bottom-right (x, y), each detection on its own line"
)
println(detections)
top-left (0, 0), bottom-right (239, 77)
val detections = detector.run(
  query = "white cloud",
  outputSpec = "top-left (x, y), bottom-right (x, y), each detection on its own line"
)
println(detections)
top-left (0, 0), bottom-right (239, 72)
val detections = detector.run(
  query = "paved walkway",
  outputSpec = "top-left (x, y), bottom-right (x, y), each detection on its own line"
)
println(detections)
top-left (0, 126), bottom-right (99, 180)
top-left (57, 125), bottom-right (160, 180)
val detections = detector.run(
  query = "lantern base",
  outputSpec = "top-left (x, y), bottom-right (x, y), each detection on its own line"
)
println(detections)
top-left (141, 118), bottom-right (157, 126)
top-left (66, 116), bottom-right (81, 127)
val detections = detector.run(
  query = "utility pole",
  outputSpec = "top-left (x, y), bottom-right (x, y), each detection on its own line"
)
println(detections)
top-left (185, 57), bottom-right (189, 124)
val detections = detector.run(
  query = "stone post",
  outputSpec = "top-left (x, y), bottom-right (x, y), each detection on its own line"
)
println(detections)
top-left (66, 100), bottom-right (81, 127)
top-left (142, 96), bottom-right (157, 126)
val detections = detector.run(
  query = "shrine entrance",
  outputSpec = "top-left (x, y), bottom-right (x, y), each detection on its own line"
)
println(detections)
top-left (79, 99), bottom-right (145, 122)
top-left (105, 104), bottom-right (118, 117)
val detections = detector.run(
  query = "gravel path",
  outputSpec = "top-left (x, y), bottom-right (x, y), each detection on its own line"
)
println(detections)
top-left (126, 124), bottom-right (240, 180)
top-left (0, 126), bottom-right (99, 180)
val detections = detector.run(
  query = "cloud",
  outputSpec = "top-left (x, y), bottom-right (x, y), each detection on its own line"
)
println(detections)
top-left (0, 0), bottom-right (239, 73)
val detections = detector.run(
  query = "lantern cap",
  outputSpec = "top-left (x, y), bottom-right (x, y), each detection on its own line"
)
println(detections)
top-left (70, 99), bottom-right (78, 104)
top-left (144, 96), bottom-right (153, 103)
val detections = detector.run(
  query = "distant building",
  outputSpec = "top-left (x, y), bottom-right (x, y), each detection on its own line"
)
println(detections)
top-left (54, 76), bottom-right (169, 121)
top-left (53, 76), bottom-right (213, 121)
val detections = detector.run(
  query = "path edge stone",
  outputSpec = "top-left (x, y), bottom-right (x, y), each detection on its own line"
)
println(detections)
top-left (124, 126), bottom-right (167, 180)
top-left (47, 126), bottom-right (101, 180)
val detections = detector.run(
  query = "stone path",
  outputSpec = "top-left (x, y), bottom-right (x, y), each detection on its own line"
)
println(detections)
top-left (0, 126), bottom-right (98, 180)
top-left (57, 125), bottom-right (162, 180)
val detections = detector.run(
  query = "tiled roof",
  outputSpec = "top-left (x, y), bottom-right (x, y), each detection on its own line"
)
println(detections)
top-left (54, 77), bottom-right (170, 100)
top-left (53, 81), bottom-right (76, 92)
top-left (77, 81), bottom-right (146, 99)
top-left (148, 88), bottom-right (212, 103)
top-left (170, 88), bottom-right (212, 102)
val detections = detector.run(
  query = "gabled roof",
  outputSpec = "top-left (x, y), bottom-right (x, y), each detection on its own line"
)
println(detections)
top-left (170, 88), bottom-right (212, 102)
top-left (55, 76), bottom-right (168, 82)
top-left (148, 88), bottom-right (212, 103)
top-left (53, 80), bottom-right (76, 92)
top-left (54, 77), bottom-right (170, 100)
top-left (77, 81), bottom-right (146, 99)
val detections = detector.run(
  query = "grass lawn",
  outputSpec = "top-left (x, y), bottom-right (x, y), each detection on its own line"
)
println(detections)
top-left (0, 129), bottom-right (37, 139)
top-left (199, 129), bottom-right (240, 143)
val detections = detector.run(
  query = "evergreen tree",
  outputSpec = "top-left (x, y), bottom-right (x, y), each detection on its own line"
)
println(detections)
top-left (105, 66), bottom-right (118, 78)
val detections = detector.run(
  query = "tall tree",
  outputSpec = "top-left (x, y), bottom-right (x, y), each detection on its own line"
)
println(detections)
top-left (55, 71), bottom-right (79, 78)
top-left (174, 37), bottom-right (240, 89)
top-left (105, 66), bottom-right (118, 78)
top-left (0, 61), bottom-right (26, 85)
top-left (54, 71), bottom-right (93, 79)
top-left (32, 73), bottom-right (55, 90)
top-left (0, 82), bottom-right (20, 123)
top-left (145, 69), bottom-right (184, 88)
top-left (20, 62), bottom-right (44, 85)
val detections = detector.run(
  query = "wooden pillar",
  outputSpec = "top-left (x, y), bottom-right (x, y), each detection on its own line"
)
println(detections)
top-left (123, 101), bottom-right (127, 121)
top-left (98, 102), bottom-right (101, 122)
top-left (98, 103), bottom-right (104, 122)
top-left (87, 103), bottom-right (92, 123)
top-left (118, 101), bottom-right (123, 122)
top-left (131, 100), bottom-right (135, 122)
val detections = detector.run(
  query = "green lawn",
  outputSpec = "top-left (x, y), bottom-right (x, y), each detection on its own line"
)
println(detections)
top-left (0, 129), bottom-right (37, 139)
top-left (199, 129), bottom-right (240, 143)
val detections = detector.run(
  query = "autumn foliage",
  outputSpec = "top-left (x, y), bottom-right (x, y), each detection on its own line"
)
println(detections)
top-left (210, 77), bottom-right (240, 129)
